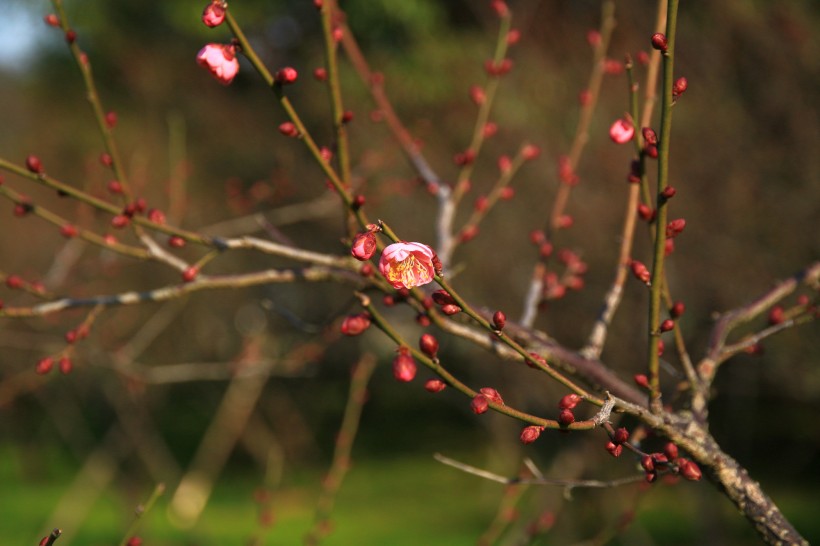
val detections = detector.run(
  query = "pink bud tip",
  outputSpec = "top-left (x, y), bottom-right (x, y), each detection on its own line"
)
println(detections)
top-left (44, 14), bottom-right (60, 27)
top-left (613, 427), bottom-right (629, 444)
top-left (313, 67), bottom-right (327, 81)
top-left (664, 442), bottom-right (679, 461)
top-left (634, 374), bottom-right (650, 389)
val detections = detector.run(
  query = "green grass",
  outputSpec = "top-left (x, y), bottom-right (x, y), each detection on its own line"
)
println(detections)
top-left (2, 444), bottom-right (818, 545)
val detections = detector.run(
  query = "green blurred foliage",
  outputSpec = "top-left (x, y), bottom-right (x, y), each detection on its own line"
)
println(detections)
top-left (0, 0), bottom-right (818, 544)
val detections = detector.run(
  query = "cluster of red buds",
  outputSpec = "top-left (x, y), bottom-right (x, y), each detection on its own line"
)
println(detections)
top-left (605, 427), bottom-right (630, 457)
top-left (641, 442), bottom-right (702, 482)
top-left (431, 289), bottom-right (461, 316)
top-left (472, 387), bottom-right (504, 415)
top-left (557, 393), bottom-right (582, 427)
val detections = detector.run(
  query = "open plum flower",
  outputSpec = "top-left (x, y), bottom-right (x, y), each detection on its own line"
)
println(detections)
top-left (378, 242), bottom-right (436, 289)
top-left (196, 43), bottom-right (239, 85)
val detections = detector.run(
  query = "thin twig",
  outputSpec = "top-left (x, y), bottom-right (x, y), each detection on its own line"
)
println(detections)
top-left (305, 354), bottom-right (377, 545)
top-left (434, 453), bottom-right (644, 490)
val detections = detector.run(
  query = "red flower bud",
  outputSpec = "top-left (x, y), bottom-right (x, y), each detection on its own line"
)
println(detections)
top-left (492, 310), bottom-right (506, 330)
top-left (480, 387), bottom-right (504, 405)
top-left (202, 1), bottom-right (226, 27)
top-left (419, 333), bottom-right (439, 357)
top-left (182, 266), bottom-right (199, 282)
top-left (661, 186), bottom-right (677, 199)
top-left (26, 155), bottom-right (44, 174)
top-left (664, 442), bottom-right (679, 461)
top-left (44, 14), bottom-right (60, 27)
top-left (520, 426), bottom-right (543, 444)
top-left (105, 111), bottom-right (118, 129)
top-left (471, 394), bottom-right (489, 414)
top-left (660, 319), bottom-right (675, 332)
top-left (58, 356), bottom-right (73, 374)
top-left (521, 144), bottom-right (540, 161)
top-left (637, 203), bottom-right (655, 222)
top-left (454, 149), bottom-right (476, 166)
top-left (341, 313), bottom-right (371, 336)
top-left (36, 357), bottom-right (54, 375)
top-left (5, 275), bottom-right (24, 289)
top-left (275, 67), bottom-right (298, 84)
top-left (278, 122), bottom-right (299, 137)
top-left (60, 224), bottom-right (78, 238)
top-left (665, 218), bottom-right (686, 238)
top-left (641, 455), bottom-right (655, 472)
top-left (768, 306), bottom-right (784, 325)
top-left (350, 231), bottom-right (377, 261)
top-left (313, 67), bottom-right (327, 81)
top-left (634, 374), bottom-right (650, 389)
top-left (630, 260), bottom-right (651, 285)
top-left (613, 427), bottom-right (629, 444)
top-left (558, 393), bottom-right (582, 410)
top-left (672, 77), bottom-right (688, 98)
top-left (424, 379), bottom-right (446, 393)
top-left (605, 441), bottom-right (623, 457)
top-left (558, 408), bottom-right (575, 426)
top-left (469, 85), bottom-right (486, 105)
top-left (609, 118), bottom-right (634, 144)
top-left (642, 127), bottom-right (658, 145)
top-left (169, 236), bottom-right (186, 248)
top-left (440, 304), bottom-right (462, 316)
top-left (432, 290), bottom-right (455, 306)
top-left (670, 301), bottom-right (685, 318)
top-left (111, 214), bottom-right (130, 229)
top-left (650, 33), bottom-right (668, 52)
top-left (392, 349), bottom-right (417, 382)
top-left (678, 458), bottom-right (702, 481)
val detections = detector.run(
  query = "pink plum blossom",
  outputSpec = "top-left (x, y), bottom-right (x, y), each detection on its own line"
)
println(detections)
top-left (196, 43), bottom-right (239, 85)
top-left (378, 242), bottom-right (436, 289)
top-left (609, 118), bottom-right (635, 144)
